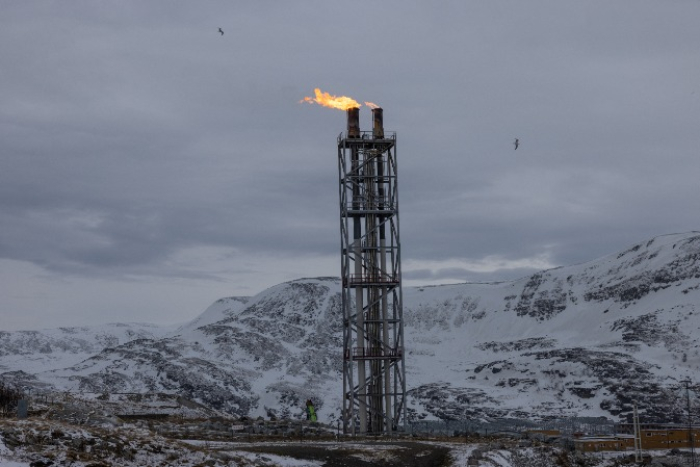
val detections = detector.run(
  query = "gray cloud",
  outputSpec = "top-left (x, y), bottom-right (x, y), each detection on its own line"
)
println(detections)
top-left (2, 1), bottom-right (699, 330)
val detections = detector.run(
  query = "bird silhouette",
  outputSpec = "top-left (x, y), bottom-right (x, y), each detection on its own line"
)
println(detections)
top-left (514, 138), bottom-right (519, 150)
top-left (218, 28), bottom-right (224, 36)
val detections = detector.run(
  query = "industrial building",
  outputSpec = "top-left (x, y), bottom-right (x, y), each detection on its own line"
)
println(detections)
top-left (574, 426), bottom-right (700, 452)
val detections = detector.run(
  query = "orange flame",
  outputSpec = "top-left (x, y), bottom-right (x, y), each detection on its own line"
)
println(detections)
top-left (300, 88), bottom-right (361, 111)
top-left (364, 101), bottom-right (381, 109)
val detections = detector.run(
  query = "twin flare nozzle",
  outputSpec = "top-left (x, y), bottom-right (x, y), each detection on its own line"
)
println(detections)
top-left (300, 88), bottom-right (384, 138)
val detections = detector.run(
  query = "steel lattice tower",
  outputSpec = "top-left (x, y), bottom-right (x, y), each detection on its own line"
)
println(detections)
top-left (338, 107), bottom-right (406, 435)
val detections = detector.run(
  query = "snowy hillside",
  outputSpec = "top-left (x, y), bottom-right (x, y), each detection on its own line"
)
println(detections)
top-left (2, 232), bottom-right (700, 424)
top-left (404, 231), bottom-right (700, 423)
top-left (0, 322), bottom-right (169, 379)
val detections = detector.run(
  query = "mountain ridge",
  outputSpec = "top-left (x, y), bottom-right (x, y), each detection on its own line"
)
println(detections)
top-left (2, 231), bottom-right (699, 424)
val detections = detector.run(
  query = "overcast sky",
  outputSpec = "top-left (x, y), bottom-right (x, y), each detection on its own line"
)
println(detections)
top-left (2, 1), bottom-right (699, 331)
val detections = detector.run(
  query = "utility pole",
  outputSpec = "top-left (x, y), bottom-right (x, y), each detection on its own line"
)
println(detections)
top-left (633, 404), bottom-right (642, 463)
top-left (682, 379), bottom-right (696, 467)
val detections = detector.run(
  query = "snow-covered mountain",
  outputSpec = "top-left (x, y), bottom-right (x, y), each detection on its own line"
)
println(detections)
top-left (2, 232), bottom-right (700, 424)
top-left (0, 322), bottom-right (169, 375)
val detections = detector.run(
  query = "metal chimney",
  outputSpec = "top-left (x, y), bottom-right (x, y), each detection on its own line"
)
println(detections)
top-left (347, 107), bottom-right (360, 138)
top-left (372, 107), bottom-right (384, 139)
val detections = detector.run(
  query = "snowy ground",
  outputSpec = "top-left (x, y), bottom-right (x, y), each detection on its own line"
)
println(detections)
top-left (0, 427), bottom-right (491, 467)
top-left (2, 417), bottom-right (697, 467)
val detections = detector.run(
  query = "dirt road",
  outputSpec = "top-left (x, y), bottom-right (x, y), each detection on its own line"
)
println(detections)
top-left (239, 441), bottom-right (452, 467)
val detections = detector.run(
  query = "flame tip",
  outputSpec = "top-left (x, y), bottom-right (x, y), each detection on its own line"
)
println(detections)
top-left (300, 87), bottom-right (361, 111)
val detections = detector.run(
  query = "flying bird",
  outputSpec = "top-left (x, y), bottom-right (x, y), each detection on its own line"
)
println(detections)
top-left (218, 28), bottom-right (224, 36)
top-left (514, 138), bottom-right (519, 150)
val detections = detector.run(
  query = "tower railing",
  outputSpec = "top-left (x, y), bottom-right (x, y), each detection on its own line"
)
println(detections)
top-left (345, 347), bottom-right (404, 360)
top-left (343, 274), bottom-right (400, 287)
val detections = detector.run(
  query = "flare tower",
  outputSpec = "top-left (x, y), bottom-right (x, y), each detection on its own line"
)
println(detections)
top-left (338, 107), bottom-right (406, 435)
